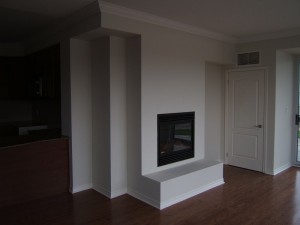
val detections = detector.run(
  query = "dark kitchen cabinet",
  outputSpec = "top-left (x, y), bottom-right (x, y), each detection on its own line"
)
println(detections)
top-left (30, 45), bottom-right (60, 99)
top-left (0, 44), bottom-right (60, 100)
top-left (0, 56), bottom-right (31, 99)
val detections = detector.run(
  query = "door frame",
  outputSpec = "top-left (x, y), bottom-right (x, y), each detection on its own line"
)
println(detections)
top-left (224, 67), bottom-right (268, 173)
top-left (294, 58), bottom-right (300, 167)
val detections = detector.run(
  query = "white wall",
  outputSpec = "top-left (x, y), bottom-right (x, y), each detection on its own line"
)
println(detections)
top-left (98, 12), bottom-right (236, 203)
top-left (141, 40), bottom-right (206, 174)
top-left (68, 35), bottom-right (129, 197)
top-left (205, 62), bottom-right (225, 161)
top-left (110, 36), bottom-right (128, 196)
top-left (101, 13), bottom-right (235, 176)
top-left (91, 37), bottom-right (111, 194)
top-left (70, 39), bottom-right (93, 192)
top-left (274, 51), bottom-right (296, 169)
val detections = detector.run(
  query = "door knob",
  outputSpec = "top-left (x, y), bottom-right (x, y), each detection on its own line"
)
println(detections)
top-left (256, 125), bottom-right (263, 128)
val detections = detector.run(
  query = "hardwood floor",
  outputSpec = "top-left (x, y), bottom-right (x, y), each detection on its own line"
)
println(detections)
top-left (1, 165), bottom-right (299, 225)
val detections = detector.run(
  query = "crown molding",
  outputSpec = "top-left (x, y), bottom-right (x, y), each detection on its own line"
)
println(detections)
top-left (98, 1), bottom-right (237, 44)
top-left (238, 28), bottom-right (300, 43)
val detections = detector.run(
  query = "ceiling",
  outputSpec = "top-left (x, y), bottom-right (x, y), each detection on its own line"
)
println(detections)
top-left (1, 0), bottom-right (300, 43)
top-left (0, 0), bottom-right (95, 42)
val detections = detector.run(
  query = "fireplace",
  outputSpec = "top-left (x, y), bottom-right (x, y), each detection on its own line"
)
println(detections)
top-left (157, 112), bottom-right (195, 166)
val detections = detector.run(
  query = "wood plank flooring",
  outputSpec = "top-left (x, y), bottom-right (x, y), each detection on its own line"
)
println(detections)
top-left (0, 165), bottom-right (299, 225)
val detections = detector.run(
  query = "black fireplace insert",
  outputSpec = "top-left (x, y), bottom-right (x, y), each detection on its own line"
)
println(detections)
top-left (157, 112), bottom-right (195, 166)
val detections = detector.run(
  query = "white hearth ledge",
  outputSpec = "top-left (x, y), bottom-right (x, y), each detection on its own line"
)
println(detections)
top-left (143, 159), bottom-right (224, 209)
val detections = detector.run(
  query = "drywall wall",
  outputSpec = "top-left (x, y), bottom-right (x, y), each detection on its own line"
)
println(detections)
top-left (205, 62), bottom-right (225, 161)
top-left (91, 36), bottom-right (128, 197)
top-left (70, 39), bottom-right (93, 192)
top-left (125, 35), bottom-right (161, 204)
top-left (100, 12), bottom-right (236, 175)
top-left (109, 36), bottom-right (128, 197)
top-left (90, 37), bottom-right (111, 195)
top-left (95, 11), bottom-right (236, 206)
top-left (274, 51), bottom-right (296, 169)
top-left (238, 35), bottom-right (300, 173)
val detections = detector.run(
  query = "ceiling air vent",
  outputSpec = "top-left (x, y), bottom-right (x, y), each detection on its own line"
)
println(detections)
top-left (237, 51), bottom-right (260, 66)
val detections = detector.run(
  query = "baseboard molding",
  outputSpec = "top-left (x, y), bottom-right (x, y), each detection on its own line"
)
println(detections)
top-left (265, 163), bottom-right (292, 175)
top-left (127, 179), bottom-right (224, 210)
top-left (160, 179), bottom-right (225, 210)
top-left (72, 183), bottom-right (93, 194)
top-left (127, 188), bottom-right (160, 209)
top-left (111, 188), bottom-right (127, 198)
top-left (93, 185), bottom-right (127, 199)
top-left (93, 184), bottom-right (111, 198)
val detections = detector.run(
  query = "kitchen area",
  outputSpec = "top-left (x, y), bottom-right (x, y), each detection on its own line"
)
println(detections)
top-left (0, 44), bottom-right (69, 207)
top-left (0, 44), bottom-right (61, 146)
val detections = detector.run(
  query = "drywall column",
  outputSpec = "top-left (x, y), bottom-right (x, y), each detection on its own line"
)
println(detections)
top-left (91, 36), bottom-right (127, 198)
top-left (126, 35), bottom-right (144, 194)
top-left (109, 36), bottom-right (127, 197)
top-left (205, 62), bottom-right (225, 161)
top-left (70, 39), bottom-right (93, 192)
top-left (274, 51), bottom-right (296, 170)
top-left (91, 37), bottom-right (111, 195)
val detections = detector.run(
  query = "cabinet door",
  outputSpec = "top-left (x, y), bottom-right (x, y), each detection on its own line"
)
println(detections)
top-left (30, 45), bottom-right (60, 99)
top-left (8, 57), bottom-right (29, 99)
top-left (0, 57), bottom-right (10, 98)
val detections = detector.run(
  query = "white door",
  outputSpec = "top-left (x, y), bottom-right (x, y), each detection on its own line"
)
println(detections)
top-left (226, 68), bottom-right (266, 172)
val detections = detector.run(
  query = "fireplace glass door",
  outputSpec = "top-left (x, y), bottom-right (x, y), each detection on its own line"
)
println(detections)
top-left (158, 112), bottom-right (194, 166)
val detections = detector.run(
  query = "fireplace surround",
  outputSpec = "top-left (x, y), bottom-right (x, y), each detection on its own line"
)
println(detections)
top-left (157, 112), bottom-right (195, 166)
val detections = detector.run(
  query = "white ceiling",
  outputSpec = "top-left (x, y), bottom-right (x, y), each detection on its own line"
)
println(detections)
top-left (1, 0), bottom-right (300, 43)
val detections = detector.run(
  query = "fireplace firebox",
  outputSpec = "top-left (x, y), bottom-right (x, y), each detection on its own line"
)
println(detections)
top-left (157, 112), bottom-right (195, 166)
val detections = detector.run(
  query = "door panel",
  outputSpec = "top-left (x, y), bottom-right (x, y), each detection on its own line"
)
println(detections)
top-left (226, 68), bottom-right (265, 172)
top-left (232, 134), bottom-right (258, 159)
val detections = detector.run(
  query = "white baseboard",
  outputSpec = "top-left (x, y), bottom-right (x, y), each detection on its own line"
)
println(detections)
top-left (160, 179), bottom-right (224, 210)
top-left (127, 188), bottom-right (160, 209)
top-left (111, 188), bottom-right (127, 198)
top-left (93, 184), bottom-right (111, 198)
top-left (265, 163), bottom-right (292, 175)
top-left (93, 184), bottom-right (127, 199)
top-left (127, 179), bottom-right (224, 210)
top-left (71, 183), bottom-right (93, 194)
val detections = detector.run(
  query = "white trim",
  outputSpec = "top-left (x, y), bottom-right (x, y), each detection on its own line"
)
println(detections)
top-left (98, 1), bottom-right (300, 44)
top-left (263, 68), bottom-right (269, 174)
top-left (111, 188), bottom-right (128, 198)
top-left (98, 1), bottom-right (237, 44)
top-left (160, 179), bottom-right (224, 210)
top-left (93, 184), bottom-right (127, 199)
top-left (127, 180), bottom-right (224, 210)
top-left (127, 188), bottom-right (160, 209)
top-left (294, 58), bottom-right (300, 166)
top-left (266, 163), bottom-right (292, 175)
top-left (93, 184), bottom-right (111, 198)
top-left (72, 183), bottom-right (93, 193)
top-left (239, 28), bottom-right (300, 43)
